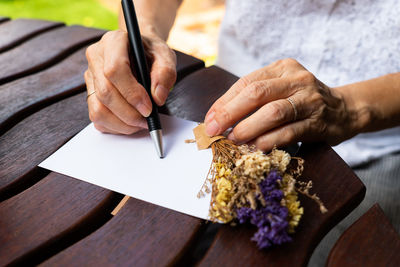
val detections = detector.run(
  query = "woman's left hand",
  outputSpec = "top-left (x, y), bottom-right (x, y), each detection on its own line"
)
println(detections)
top-left (204, 58), bottom-right (360, 151)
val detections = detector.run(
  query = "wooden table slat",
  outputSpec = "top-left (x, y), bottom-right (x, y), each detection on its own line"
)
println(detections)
top-left (42, 198), bottom-right (204, 266)
top-left (0, 25), bottom-right (105, 85)
top-left (0, 19), bottom-right (64, 53)
top-left (161, 65), bottom-right (238, 122)
top-left (0, 172), bottom-right (122, 266)
top-left (175, 50), bottom-right (204, 82)
top-left (199, 143), bottom-right (366, 267)
top-left (326, 204), bottom-right (400, 267)
top-left (0, 46), bottom-right (88, 135)
top-left (0, 93), bottom-right (90, 201)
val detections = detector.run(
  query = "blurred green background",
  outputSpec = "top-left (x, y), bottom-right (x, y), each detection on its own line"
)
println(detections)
top-left (0, 0), bottom-right (119, 30)
top-left (0, 0), bottom-right (224, 65)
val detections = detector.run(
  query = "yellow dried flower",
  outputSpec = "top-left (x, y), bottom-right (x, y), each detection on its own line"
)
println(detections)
top-left (280, 173), bottom-right (303, 233)
top-left (211, 162), bottom-right (236, 222)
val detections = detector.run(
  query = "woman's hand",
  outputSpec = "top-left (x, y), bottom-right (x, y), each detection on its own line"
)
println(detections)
top-left (85, 30), bottom-right (177, 134)
top-left (204, 58), bottom-right (364, 151)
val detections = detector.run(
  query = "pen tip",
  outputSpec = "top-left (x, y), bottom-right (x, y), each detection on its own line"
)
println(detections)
top-left (158, 149), bottom-right (164, 159)
top-left (158, 148), bottom-right (164, 158)
top-left (150, 129), bottom-right (164, 159)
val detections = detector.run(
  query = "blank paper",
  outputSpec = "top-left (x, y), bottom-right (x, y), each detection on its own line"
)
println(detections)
top-left (39, 114), bottom-right (212, 220)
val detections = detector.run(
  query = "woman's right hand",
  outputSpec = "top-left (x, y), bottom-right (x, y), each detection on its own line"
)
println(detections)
top-left (85, 29), bottom-right (177, 134)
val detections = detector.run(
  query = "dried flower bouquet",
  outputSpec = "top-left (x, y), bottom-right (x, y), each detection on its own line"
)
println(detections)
top-left (192, 123), bottom-right (327, 249)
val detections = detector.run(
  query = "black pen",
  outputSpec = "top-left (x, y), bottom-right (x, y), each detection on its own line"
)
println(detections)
top-left (121, 0), bottom-right (164, 158)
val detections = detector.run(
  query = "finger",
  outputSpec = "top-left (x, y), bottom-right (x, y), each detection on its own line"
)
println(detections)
top-left (206, 78), bottom-right (292, 136)
top-left (88, 94), bottom-right (146, 135)
top-left (205, 63), bottom-right (284, 122)
top-left (227, 98), bottom-right (298, 143)
top-left (101, 30), bottom-right (152, 117)
top-left (93, 124), bottom-right (120, 134)
top-left (253, 119), bottom-right (308, 152)
top-left (87, 43), bottom-right (148, 128)
top-left (204, 77), bottom-right (249, 123)
top-left (149, 41), bottom-right (177, 106)
top-left (85, 66), bottom-right (147, 131)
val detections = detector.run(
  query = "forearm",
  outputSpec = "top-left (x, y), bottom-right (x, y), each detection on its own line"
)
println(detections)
top-left (335, 72), bottom-right (400, 134)
top-left (119, 0), bottom-right (182, 40)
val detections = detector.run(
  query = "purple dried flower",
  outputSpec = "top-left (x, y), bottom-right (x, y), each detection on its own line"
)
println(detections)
top-left (235, 170), bottom-right (292, 249)
top-left (251, 218), bottom-right (292, 249)
top-left (247, 205), bottom-right (292, 248)
top-left (260, 171), bottom-right (284, 202)
top-left (251, 226), bottom-right (272, 249)
top-left (236, 207), bottom-right (252, 224)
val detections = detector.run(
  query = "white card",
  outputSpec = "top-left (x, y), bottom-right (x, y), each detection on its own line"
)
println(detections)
top-left (39, 114), bottom-right (212, 220)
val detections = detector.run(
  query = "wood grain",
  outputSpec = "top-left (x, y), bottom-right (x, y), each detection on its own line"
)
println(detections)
top-left (0, 93), bottom-right (90, 201)
top-left (327, 204), bottom-right (400, 267)
top-left (0, 46), bottom-right (88, 135)
top-left (0, 25), bottom-right (104, 85)
top-left (42, 198), bottom-right (204, 266)
top-left (0, 19), bottom-right (64, 52)
top-left (0, 172), bottom-right (122, 266)
top-left (175, 50), bottom-right (204, 82)
top-left (160, 65), bottom-right (238, 122)
top-left (199, 143), bottom-right (365, 267)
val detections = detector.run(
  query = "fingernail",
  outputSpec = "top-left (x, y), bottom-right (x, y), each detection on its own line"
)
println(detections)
top-left (205, 111), bottom-right (215, 124)
top-left (227, 131), bottom-right (236, 141)
top-left (137, 103), bottom-right (152, 117)
top-left (155, 85), bottom-right (169, 105)
top-left (206, 119), bottom-right (220, 136)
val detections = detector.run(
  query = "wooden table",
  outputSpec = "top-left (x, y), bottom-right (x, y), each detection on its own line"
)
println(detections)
top-left (0, 18), bottom-right (366, 266)
top-left (327, 204), bottom-right (400, 267)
